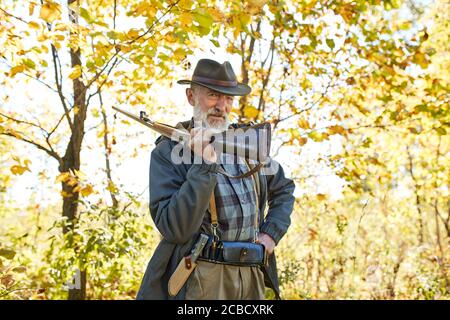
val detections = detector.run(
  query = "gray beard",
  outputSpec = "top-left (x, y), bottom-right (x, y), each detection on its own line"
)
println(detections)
top-left (193, 104), bottom-right (230, 131)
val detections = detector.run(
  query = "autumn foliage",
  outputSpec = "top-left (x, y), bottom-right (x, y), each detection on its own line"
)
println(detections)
top-left (0, 0), bottom-right (448, 299)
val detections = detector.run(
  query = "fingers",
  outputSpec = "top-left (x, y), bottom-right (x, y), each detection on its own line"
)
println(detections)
top-left (189, 127), bottom-right (217, 163)
top-left (257, 234), bottom-right (275, 255)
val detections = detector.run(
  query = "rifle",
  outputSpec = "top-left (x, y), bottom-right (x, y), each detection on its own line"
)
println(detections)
top-left (112, 106), bottom-right (271, 178)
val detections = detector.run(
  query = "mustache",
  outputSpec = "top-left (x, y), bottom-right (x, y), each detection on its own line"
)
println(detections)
top-left (207, 110), bottom-right (225, 118)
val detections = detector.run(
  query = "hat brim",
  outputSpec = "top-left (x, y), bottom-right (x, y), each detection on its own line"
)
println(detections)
top-left (177, 79), bottom-right (251, 96)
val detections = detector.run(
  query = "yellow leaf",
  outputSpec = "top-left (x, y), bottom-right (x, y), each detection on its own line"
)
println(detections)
top-left (298, 137), bottom-right (308, 146)
top-left (23, 159), bottom-right (32, 167)
top-left (173, 47), bottom-right (186, 59)
top-left (55, 172), bottom-right (71, 183)
top-left (413, 52), bottom-right (429, 69)
top-left (316, 193), bottom-right (327, 201)
top-left (38, 171), bottom-right (47, 180)
top-left (80, 185), bottom-right (94, 197)
top-left (39, 2), bottom-right (62, 23)
top-left (308, 131), bottom-right (325, 142)
top-left (67, 178), bottom-right (78, 187)
top-left (8, 129), bottom-right (23, 139)
top-left (106, 181), bottom-right (118, 193)
top-left (97, 128), bottom-right (105, 138)
top-left (68, 65), bottom-right (82, 80)
top-left (127, 29), bottom-right (140, 39)
top-left (10, 165), bottom-right (30, 175)
top-left (239, 13), bottom-right (252, 27)
top-left (180, 12), bottom-right (193, 26)
top-left (207, 7), bottom-right (225, 22)
top-left (73, 107), bottom-right (79, 115)
top-left (28, 21), bottom-right (41, 30)
top-left (3, 175), bottom-right (11, 186)
top-left (61, 191), bottom-right (72, 198)
top-left (9, 65), bottom-right (25, 78)
top-left (246, 0), bottom-right (268, 13)
top-left (243, 106), bottom-right (259, 119)
top-left (298, 118), bottom-right (310, 129)
top-left (29, 2), bottom-right (36, 16)
top-left (287, 128), bottom-right (298, 138)
top-left (91, 108), bottom-right (99, 118)
top-left (120, 45), bottom-right (131, 53)
top-left (328, 125), bottom-right (346, 135)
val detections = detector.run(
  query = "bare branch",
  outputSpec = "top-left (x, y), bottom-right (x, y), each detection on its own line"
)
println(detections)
top-left (1, 132), bottom-right (61, 163)
top-left (50, 44), bottom-right (74, 132)
top-left (48, 105), bottom-right (75, 137)
top-left (113, 0), bottom-right (117, 29)
top-left (122, 186), bottom-right (149, 213)
top-left (86, 57), bottom-right (120, 107)
top-left (257, 39), bottom-right (275, 113)
top-left (100, 91), bottom-right (119, 208)
top-left (0, 58), bottom-right (63, 96)
top-left (0, 111), bottom-right (49, 135)
top-left (0, 7), bottom-right (28, 24)
top-left (127, 0), bottom-right (181, 44)
top-left (275, 79), bottom-right (335, 124)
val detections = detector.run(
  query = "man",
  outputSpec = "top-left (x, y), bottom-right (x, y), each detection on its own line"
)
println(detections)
top-left (137, 58), bottom-right (295, 300)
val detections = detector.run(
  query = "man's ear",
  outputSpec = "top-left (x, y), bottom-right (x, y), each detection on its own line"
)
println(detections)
top-left (186, 88), bottom-right (195, 106)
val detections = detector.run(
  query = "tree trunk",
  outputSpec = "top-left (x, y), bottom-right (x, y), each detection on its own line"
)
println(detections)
top-left (61, 0), bottom-right (88, 300)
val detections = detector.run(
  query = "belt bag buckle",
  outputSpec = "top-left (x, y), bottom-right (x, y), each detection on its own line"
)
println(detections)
top-left (221, 241), bottom-right (265, 266)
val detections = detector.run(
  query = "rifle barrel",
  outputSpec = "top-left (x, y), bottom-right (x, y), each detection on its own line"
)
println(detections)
top-left (112, 106), bottom-right (190, 143)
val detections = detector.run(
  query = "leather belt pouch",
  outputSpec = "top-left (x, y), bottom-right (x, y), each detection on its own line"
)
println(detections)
top-left (222, 241), bottom-right (264, 265)
top-left (199, 237), bottom-right (265, 266)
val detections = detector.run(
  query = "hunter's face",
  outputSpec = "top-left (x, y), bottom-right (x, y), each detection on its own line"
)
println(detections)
top-left (187, 86), bottom-right (233, 130)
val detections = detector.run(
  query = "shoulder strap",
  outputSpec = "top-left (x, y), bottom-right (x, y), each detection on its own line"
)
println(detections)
top-left (215, 161), bottom-right (264, 179)
top-left (248, 162), bottom-right (261, 201)
top-left (209, 191), bottom-right (218, 226)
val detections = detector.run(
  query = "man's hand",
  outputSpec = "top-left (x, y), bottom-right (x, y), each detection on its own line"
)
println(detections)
top-left (189, 127), bottom-right (218, 163)
top-left (256, 232), bottom-right (276, 256)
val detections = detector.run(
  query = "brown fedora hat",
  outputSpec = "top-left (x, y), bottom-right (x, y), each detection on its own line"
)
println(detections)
top-left (177, 59), bottom-right (251, 96)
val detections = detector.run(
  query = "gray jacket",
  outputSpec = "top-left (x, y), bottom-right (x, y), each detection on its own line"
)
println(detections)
top-left (136, 120), bottom-right (295, 300)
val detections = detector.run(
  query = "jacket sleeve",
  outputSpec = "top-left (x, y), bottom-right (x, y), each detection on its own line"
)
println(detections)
top-left (260, 159), bottom-right (296, 245)
top-left (149, 139), bottom-right (218, 244)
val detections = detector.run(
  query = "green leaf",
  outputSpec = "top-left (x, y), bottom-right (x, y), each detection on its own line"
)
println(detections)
top-left (194, 12), bottom-right (213, 30)
top-left (79, 7), bottom-right (94, 23)
top-left (210, 39), bottom-right (220, 47)
top-left (308, 131), bottom-right (326, 142)
top-left (0, 249), bottom-right (16, 260)
top-left (107, 31), bottom-right (118, 40)
top-left (12, 266), bottom-right (27, 273)
top-left (434, 127), bottom-right (446, 135)
top-left (94, 20), bottom-right (109, 28)
top-left (23, 58), bottom-right (36, 69)
top-left (326, 39), bottom-right (335, 50)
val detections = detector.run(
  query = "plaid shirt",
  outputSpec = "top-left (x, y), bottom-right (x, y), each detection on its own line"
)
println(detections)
top-left (200, 153), bottom-right (258, 242)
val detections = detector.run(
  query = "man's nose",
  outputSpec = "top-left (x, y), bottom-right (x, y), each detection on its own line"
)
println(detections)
top-left (215, 95), bottom-right (227, 112)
